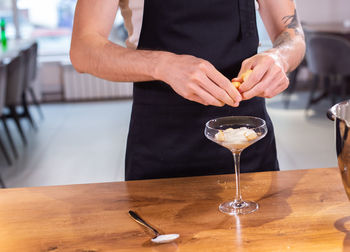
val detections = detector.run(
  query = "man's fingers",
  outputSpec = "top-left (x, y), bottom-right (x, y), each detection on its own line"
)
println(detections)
top-left (189, 94), bottom-right (209, 106)
top-left (191, 84), bottom-right (225, 107)
top-left (238, 64), bottom-right (269, 93)
top-left (202, 62), bottom-right (242, 105)
top-left (237, 59), bottom-right (253, 78)
top-left (231, 77), bottom-right (242, 82)
top-left (257, 83), bottom-right (285, 99)
top-left (198, 75), bottom-right (235, 106)
top-left (226, 83), bottom-right (242, 106)
top-left (241, 69), bottom-right (275, 100)
top-left (258, 74), bottom-right (289, 98)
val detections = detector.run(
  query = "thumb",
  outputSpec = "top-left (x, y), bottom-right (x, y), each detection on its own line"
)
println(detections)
top-left (237, 59), bottom-right (253, 79)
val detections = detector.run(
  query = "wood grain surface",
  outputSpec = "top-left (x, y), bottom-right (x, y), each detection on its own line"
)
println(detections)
top-left (0, 168), bottom-right (349, 252)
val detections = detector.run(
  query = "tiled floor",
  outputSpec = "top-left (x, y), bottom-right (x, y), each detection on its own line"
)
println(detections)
top-left (266, 92), bottom-right (336, 171)
top-left (0, 91), bottom-right (338, 188)
top-left (0, 100), bottom-right (131, 187)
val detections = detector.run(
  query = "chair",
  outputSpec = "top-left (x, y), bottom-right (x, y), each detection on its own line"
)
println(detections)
top-left (0, 174), bottom-right (4, 188)
top-left (24, 42), bottom-right (44, 119)
top-left (0, 63), bottom-right (13, 166)
top-left (305, 34), bottom-right (350, 109)
top-left (21, 46), bottom-right (37, 130)
top-left (0, 62), bottom-right (18, 160)
top-left (283, 58), bottom-right (307, 108)
top-left (5, 53), bottom-right (29, 145)
top-left (283, 24), bottom-right (310, 109)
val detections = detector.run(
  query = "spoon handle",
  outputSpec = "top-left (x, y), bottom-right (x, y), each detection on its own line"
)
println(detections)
top-left (129, 210), bottom-right (160, 236)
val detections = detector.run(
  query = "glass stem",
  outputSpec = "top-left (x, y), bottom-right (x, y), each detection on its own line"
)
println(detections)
top-left (233, 151), bottom-right (243, 206)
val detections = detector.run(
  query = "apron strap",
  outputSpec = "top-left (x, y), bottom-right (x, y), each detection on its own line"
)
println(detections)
top-left (238, 0), bottom-right (258, 39)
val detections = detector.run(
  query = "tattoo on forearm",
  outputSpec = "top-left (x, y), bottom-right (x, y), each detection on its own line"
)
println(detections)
top-left (273, 31), bottom-right (291, 48)
top-left (282, 9), bottom-right (300, 35)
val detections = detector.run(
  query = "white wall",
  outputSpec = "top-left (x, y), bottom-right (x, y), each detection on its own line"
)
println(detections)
top-left (295, 0), bottom-right (350, 23)
top-left (257, 0), bottom-right (350, 50)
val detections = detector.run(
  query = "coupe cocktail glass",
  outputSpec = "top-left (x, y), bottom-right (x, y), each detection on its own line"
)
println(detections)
top-left (205, 116), bottom-right (267, 215)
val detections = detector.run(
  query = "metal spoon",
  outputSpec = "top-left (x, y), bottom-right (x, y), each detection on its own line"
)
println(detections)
top-left (128, 210), bottom-right (180, 244)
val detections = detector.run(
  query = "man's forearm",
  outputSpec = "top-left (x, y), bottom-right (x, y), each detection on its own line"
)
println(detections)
top-left (70, 34), bottom-right (172, 82)
top-left (266, 9), bottom-right (306, 73)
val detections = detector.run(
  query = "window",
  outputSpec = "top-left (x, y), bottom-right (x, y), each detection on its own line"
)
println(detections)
top-left (1, 0), bottom-right (126, 57)
top-left (16, 0), bottom-right (76, 56)
top-left (256, 12), bottom-right (272, 52)
top-left (0, 0), bottom-right (15, 39)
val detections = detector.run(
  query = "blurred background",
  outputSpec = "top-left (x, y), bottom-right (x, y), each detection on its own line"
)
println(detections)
top-left (0, 0), bottom-right (349, 188)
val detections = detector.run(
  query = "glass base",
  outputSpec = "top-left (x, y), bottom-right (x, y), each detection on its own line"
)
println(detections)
top-left (219, 200), bottom-right (259, 215)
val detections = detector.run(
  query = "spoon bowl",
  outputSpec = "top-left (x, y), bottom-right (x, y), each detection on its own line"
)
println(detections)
top-left (129, 210), bottom-right (180, 244)
top-left (151, 234), bottom-right (180, 244)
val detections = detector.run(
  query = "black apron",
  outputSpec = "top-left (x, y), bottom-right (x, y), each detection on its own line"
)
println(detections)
top-left (125, 0), bottom-right (279, 180)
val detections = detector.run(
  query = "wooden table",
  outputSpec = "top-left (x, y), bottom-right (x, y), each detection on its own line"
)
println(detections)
top-left (0, 167), bottom-right (349, 251)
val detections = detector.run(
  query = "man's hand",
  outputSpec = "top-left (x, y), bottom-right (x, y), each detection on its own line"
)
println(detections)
top-left (156, 53), bottom-right (242, 107)
top-left (234, 0), bottom-right (306, 101)
top-left (237, 53), bottom-right (289, 100)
